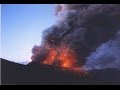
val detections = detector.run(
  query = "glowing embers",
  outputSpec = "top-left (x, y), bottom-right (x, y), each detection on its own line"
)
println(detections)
top-left (43, 48), bottom-right (57, 65)
top-left (42, 44), bottom-right (82, 73)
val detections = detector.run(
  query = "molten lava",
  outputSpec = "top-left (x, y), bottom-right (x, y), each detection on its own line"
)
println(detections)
top-left (41, 44), bottom-right (84, 73)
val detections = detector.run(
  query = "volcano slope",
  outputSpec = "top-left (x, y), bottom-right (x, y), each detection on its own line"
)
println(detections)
top-left (1, 58), bottom-right (120, 85)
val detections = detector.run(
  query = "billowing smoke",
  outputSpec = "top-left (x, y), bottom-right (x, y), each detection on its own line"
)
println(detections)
top-left (84, 30), bottom-right (120, 70)
top-left (31, 4), bottom-right (120, 70)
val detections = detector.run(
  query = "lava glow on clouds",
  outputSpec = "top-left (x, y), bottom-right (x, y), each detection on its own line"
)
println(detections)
top-left (42, 44), bottom-right (81, 71)
top-left (31, 44), bottom-right (87, 74)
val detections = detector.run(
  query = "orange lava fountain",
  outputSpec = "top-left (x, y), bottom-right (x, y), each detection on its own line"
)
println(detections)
top-left (41, 44), bottom-right (85, 73)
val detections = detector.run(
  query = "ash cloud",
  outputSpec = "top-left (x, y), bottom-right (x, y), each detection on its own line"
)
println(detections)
top-left (32, 4), bottom-right (120, 69)
top-left (84, 30), bottom-right (120, 70)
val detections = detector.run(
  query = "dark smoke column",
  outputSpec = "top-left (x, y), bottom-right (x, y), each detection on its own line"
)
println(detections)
top-left (31, 4), bottom-right (120, 67)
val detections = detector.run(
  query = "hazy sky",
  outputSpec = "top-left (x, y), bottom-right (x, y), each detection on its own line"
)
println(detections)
top-left (1, 4), bottom-right (56, 64)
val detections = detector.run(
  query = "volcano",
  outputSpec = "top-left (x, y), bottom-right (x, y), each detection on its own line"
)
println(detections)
top-left (1, 58), bottom-right (120, 85)
top-left (2, 4), bottom-right (120, 85)
top-left (31, 4), bottom-right (120, 71)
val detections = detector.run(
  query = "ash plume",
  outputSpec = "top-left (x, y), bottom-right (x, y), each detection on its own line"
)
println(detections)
top-left (84, 30), bottom-right (120, 70)
top-left (31, 4), bottom-right (120, 70)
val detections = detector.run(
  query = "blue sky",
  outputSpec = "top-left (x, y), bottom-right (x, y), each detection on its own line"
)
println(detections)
top-left (1, 4), bottom-right (56, 64)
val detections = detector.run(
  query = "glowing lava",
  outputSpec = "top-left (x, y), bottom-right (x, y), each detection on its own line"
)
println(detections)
top-left (41, 44), bottom-right (84, 73)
